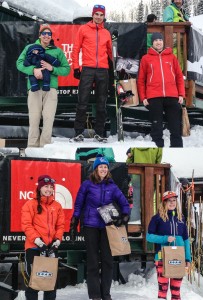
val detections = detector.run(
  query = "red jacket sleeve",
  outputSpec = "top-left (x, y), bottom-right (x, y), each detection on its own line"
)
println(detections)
top-left (54, 205), bottom-right (65, 241)
top-left (137, 57), bottom-right (147, 101)
top-left (72, 26), bottom-right (83, 70)
top-left (173, 55), bottom-right (185, 97)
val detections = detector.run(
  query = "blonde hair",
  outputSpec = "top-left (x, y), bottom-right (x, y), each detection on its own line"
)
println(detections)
top-left (158, 200), bottom-right (182, 222)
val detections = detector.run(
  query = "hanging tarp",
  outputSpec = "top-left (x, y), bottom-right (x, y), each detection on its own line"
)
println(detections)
top-left (0, 21), bottom-right (146, 97)
top-left (187, 26), bottom-right (203, 83)
top-left (107, 23), bottom-right (147, 59)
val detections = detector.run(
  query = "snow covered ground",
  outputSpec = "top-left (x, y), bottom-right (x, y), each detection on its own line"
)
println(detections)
top-left (14, 269), bottom-right (203, 300)
top-left (24, 125), bottom-right (203, 178)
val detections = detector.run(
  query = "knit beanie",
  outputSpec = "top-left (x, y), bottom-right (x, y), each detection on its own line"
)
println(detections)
top-left (37, 174), bottom-right (55, 191)
top-left (39, 23), bottom-right (52, 34)
top-left (172, 0), bottom-right (184, 3)
top-left (93, 154), bottom-right (109, 170)
top-left (92, 4), bottom-right (105, 16)
top-left (179, 177), bottom-right (190, 186)
top-left (151, 32), bottom-right (163, 44)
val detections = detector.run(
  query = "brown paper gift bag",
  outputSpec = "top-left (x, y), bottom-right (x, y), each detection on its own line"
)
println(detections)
top-left (106, 224), bottom-right (131, 256)
top-left (182, 107), bottom-right (190, 137)
top-left (162, 246), bottom-right (185, 278)
top-left (29, 256), bottom-right (58, 291)
top-left (119, 79), bottom-right (139, 107)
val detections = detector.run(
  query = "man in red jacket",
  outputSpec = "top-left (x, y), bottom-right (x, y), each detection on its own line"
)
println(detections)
top-left (72, 4), bottom-right (112, 143)
top-left (138, 32), bottom-right (185, 147)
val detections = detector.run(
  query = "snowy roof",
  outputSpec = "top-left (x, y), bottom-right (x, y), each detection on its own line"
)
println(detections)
top-left (1, 0), bottom-right (91, 22)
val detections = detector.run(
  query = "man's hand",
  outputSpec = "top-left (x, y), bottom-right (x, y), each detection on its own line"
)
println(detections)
top-left (40, 60), bottom-right (53, 71)
top-left (143, 99), bottom-right (149, 106)
top-left (178, 96), bottom-right (184, 104)
top-left (33, 68), bottom-right (44, 79)
top-left (73, 68), bottom-right (81, 80)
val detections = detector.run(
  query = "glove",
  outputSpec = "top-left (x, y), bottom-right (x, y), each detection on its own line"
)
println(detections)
top-left (34, 237), bottom-right (48, 255)
top-left (69, 216), bottom-right (79, 243)
top-left (118, 68), bottom-right (126, 80)
top-left (48, 239), bottom-right (61, 257)
top-left (113, 214), bottom-right (129, 227)
top-left (73, 68), bottom-right (81, 80)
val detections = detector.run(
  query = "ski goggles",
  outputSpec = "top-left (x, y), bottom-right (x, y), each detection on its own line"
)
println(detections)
top-left (39, 177), bottom-right (56, 184)
top-left (41, 31), bottom-right (52, 36)
top-left (93, 4), bottom-right (105, 9)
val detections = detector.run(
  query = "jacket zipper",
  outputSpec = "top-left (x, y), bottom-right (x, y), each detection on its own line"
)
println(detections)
top-left (96, 24), bottom-right (98, 68)
top-left (172, 215), bottom-right (176, 245)
top-left (159, 54), bottom-right (165, 97)
top-left (46, 199), bottom-right (51, 244)
top-left (150, 64), bottom-right (153, 82)
top-left (169, 62), bottom-right (175, 81)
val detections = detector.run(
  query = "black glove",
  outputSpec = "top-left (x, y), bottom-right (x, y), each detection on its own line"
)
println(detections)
top-left (118, 68), bottom-right (126, 80)
top-left (69, 216), bottom-right (79, 243)
top-left (73, 68), bottom-right (81, 80)
top-left (113, 214), bottom-right (129, 227)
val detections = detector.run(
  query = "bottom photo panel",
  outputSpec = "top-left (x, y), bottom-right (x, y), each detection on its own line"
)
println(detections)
top-left (0, 147), bottom-right (203, 300)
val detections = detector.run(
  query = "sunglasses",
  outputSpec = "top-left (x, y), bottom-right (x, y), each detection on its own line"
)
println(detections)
top-left (40, 177), bottom-right (56, 184)
top-left (94, 4), bottom-right (105, 9)
top-left (41, 31), bottom-right (52, 36)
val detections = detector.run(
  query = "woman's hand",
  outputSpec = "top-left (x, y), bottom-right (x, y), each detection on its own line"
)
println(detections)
top-left (167, 236), bottom-right (176, 243)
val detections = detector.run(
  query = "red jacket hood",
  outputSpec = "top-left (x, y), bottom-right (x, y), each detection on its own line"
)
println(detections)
top-left (86, 20), bottom-right (104, 30)
top-left (148, 47), bottom-right (173, 56)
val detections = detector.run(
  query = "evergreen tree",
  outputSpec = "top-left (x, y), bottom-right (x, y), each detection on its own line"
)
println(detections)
top-left (150, 0), bottom-right (156, 14)
top-left (129, 8), bottom-right (136, 22)
top-left (153, 0), bottom-right (161, 21)
top-left (144, 5), bottom-right (149, 22)
top-left (183, 0), bottom-right (192, 17)
top-left (197, 0), bottom-right (203, 15)
top-left (136, 0), bottom-right (144, 22)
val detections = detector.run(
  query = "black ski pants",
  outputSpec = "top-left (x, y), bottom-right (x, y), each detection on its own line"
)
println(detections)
top-left (83, 226), bottom-right (113, 300)
top-left (24, 249), bottom-right (57, 300)
top-left (74, 67), bottom-right (109, 136)
top-left (148, 97), bottom-right (183, 147)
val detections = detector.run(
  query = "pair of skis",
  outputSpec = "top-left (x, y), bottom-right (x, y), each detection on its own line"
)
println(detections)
top-left (111, 30), bottom-right (124, 142)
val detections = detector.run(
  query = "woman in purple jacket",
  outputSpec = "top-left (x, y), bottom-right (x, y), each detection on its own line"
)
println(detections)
top-left (70, 155), bottom-right (130, 300)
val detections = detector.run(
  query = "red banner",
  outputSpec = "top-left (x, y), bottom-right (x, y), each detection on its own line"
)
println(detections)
top-left (50, 24), bottom-right (81, 88)
top-left (10, 160), bottom-right (81, 232)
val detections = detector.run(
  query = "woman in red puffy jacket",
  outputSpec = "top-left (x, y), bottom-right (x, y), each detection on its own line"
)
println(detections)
top-left (21, 174), bottom-right (65, 300)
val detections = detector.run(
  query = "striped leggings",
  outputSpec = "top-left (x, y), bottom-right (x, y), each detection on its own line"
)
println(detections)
top-left (155, 261), bottom-right (183, 300)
